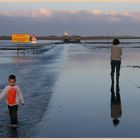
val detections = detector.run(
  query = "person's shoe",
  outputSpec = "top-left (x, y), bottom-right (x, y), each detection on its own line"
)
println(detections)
top-left (12, 124), bottom-right (17, 128)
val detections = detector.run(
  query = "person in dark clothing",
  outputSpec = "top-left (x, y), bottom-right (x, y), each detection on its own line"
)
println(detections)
top-left (110, 39), bottom-right (122, 83)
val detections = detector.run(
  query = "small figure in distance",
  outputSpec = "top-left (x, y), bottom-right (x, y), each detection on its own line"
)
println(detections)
top-left (110, 39), bottom-right (122, 83)
top-left (0, 74), bottom-right (24, 128)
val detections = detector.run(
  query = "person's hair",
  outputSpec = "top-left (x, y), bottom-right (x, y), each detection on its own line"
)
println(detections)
top-left (113, 39), bottom-right (120, 45)
top-left (8, 74), bottom-right (16, 81)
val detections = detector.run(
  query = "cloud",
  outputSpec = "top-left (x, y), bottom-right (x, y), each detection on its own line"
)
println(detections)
top-left (0, 8), bottom-right (140, 35)
top-left (0, 0), bottom-right (140, 2)
top-left (0, 8), bottom-right (140, 22)
top-left (0, 8), bottom-right (53, 18)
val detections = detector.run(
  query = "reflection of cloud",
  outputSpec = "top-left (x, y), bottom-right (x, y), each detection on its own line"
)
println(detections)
top-left (0, 8), bottom-right (140, 35)
top-left (12, 56), bottom-right (33, 64)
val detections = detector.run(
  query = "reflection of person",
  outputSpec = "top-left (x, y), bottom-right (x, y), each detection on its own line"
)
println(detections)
top-left (8, 127), bottom-right (18, 138)
top-left (111, 81), bottom-right (122, 126)
top-left (0, 75), bottom-right (24, 128)
top-left (110, 39), bottom-right (122, 83)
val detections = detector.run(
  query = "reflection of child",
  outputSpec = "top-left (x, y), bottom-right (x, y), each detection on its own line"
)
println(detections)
top-left (0, 75), bottom-right (24, 128)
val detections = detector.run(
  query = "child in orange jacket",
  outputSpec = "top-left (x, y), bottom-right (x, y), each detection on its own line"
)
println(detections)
top-left (0, 75), bottom-right (24, 128)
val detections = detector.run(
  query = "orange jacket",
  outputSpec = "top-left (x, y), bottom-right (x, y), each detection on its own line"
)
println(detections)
top-left (0, 85), bottom-right (24, 106)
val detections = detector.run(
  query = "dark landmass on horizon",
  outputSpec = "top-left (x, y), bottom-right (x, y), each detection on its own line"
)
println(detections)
top-left (0, 35), bottom-right (140, 40)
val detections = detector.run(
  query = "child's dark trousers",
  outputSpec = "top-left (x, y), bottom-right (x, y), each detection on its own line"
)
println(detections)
top-left (8, 105), bottom-right (18, 125)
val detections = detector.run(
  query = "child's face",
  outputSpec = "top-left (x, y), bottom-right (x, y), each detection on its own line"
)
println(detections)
top-left (9, 79), bottom-right (16, 86)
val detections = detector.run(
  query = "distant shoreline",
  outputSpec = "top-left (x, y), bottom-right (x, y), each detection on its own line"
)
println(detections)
top-left (0, 35), bottom-right (140, 40)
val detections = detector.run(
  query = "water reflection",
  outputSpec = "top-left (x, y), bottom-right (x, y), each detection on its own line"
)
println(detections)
top-left (12, 56), bottom-right (33, 64)
top-left (7, 127), bottom-right (18, 138)
top-left (110, 81), bottom-right (122, 127)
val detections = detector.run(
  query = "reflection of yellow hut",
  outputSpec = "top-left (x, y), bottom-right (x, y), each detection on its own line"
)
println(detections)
top-left (31, 35), bottom-right (37, 44)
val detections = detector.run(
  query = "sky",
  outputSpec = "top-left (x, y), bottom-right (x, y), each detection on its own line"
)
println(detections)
top-left (0, 0), bottom-right (140, 35)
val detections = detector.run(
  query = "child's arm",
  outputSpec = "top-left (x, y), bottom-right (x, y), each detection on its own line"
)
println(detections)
top-left (17, 86), bottom-right (24, 104)
top-left (0, 87), bottom-right (7, 102)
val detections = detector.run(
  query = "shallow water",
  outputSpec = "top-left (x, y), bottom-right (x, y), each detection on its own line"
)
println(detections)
top-left (0, 43), bottom-right (140, 137)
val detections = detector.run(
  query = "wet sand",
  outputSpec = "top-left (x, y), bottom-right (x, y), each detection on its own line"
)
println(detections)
top-left (0, 44), bottom-right (140, 137)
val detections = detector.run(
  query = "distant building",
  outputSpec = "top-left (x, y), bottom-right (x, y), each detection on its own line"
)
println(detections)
top-left (31, 35), bottom-right (37, 44)
top-left (64, 31), bottom-right (70, 43)
top-left (63, 31), bottom-right (81, 43)
top-left (64, 31), bottom-right (70, 36)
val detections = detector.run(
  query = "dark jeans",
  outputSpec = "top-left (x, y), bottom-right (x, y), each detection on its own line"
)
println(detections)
top-left (111, 60), bottom-right (121, 81)
top-left (8, 105), bottom-right (18, 125)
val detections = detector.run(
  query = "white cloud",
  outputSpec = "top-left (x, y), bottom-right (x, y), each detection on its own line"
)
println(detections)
top-left (0, 8), bottom-right (53, 18)
top-left (0, 8), bottom-right (140, 22)
top-left (0, 8), bottom-right (140, 35)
